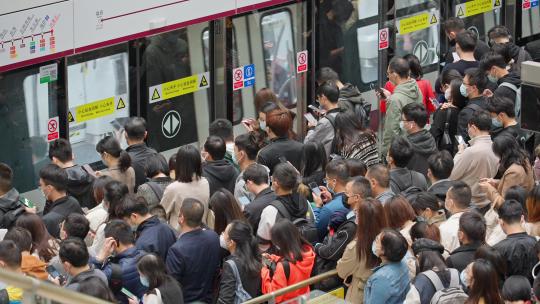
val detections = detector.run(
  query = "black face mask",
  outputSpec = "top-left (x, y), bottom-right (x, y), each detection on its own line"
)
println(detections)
top-left (342, 194), bottom-right (351, 209)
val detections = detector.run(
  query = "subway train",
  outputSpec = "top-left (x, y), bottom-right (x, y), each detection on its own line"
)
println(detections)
top-left (0, 0), bottom-right (539, 204)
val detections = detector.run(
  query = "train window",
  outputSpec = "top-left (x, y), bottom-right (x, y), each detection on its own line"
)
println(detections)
top-left (67, 44), bottom-right (130, 166)
top-left (141, 25), bottom-right (211, 153)
top-left (0, 61), bottom-right (62, 192)
top-left (261, 10), bottom-right (297, 107)
top-left (522, 6), bottom-right (540, 38)
top-left (395, 3), bottom-right (440, 68)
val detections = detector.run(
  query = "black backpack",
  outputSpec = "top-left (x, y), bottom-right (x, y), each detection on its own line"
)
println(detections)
top-left (270, 199), bottom-right (319, 245)
top-left (390, 171), bottom-right (424, 202)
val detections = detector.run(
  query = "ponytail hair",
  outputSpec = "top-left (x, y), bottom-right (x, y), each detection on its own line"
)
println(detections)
top-left (96, 136), bottom-right (132, 172)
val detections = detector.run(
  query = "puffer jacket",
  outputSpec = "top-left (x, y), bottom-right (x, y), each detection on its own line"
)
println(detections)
top-left (65, 165), bottom-right (95, 209)
top-left (0, 188), bottom-right (23, 229)
top-left (406, 130), bottom-right (438, 176)
top-left (261, 245), bottom-right (315, 303)
top-left (381, 79), bottom-right (423, 157)
top-left (91, 247), bottom-right (147, 304)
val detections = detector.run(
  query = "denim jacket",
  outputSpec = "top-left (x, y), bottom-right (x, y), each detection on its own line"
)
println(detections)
top-left (364, 260), bottom-right (410, 304)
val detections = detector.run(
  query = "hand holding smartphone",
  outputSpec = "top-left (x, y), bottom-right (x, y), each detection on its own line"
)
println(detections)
top-left (309, 182), bottom-right (321, 196)
top-left (121, 288), bottom-right (139, 302)
top-left (304, 113), bottom-right (318, 125)
top-left (455, 135), bottom-right (465, 145)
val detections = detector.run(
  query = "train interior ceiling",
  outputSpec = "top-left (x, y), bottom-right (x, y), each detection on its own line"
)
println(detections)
top-left (0, 0), bottom-right (540, 206)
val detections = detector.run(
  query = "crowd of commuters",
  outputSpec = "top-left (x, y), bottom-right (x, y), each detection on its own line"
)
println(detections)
top-left (0, 19), bottom-right (540, 304)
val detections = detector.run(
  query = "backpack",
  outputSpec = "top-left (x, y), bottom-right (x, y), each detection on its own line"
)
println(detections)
top-left (499, 82), bottom-right (521, 121)
top-left (389, 171), bottom-right (424, 202)
top-left (225, 260), bottom-right (253, 304)
top-left (423, 269), bottom-right (468, 304)
top-left (270, 199), bottom-right (319, 245)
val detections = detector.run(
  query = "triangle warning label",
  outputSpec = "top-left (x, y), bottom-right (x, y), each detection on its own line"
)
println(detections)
top-left (430, 14), bottom-right (438, 24)
top-left (457, 6), bottom-right (464, 17)
top-left (151, 88), bottom-right (161, 100)
top-left (494, 0), bottom-right (501, 6)
top-left (117, 98), bottom-right (126, 110)
top-left (199, 75), bottom-right (209, 87)
top-left (68, 111), bottom-right (74, 123)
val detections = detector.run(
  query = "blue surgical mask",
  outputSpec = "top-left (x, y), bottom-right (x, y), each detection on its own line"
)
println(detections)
top-left (371, 241), bottom-right (379, 257)
top-left (460, 269), bottom-right (469, 287)
top-left (259, 120), bottom-right (266, 131)
top-left (492, 117), bottom-right (503, 128)
top-left (459, 83), bottom-right (468, 97)
top-left (140, 275), bottom-right (149, 287)
top-left (487, 74), bottom-right (498, 83)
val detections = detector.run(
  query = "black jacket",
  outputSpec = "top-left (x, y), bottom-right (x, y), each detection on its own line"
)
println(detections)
top-left (135, 216), bottom-right (177, 261)
top-left (149, 277), bottom-right (184, 304)
top-left (244, 187), bottom-right (276, 232)
top-left (494, 72), bottom-right (521, 102)
top-left (202, 159), bottom-right (239, 196)
top-left (407, 130), bottom-right (438, 176)
top-left (0, 188), bottom-right (24, 229)
top-left (389, 167), bottom-right (428, 193)
top-left (42, 195), bottom-right (83, 238)
top-left (65, 165), bottom-right (95, 209)
top-left (257, 137), bottom-right (304, 175)
top-left (427, 179), bottom-right (454, 204)
top-left (217, 256), bottom-right (262, 303)
top-left (126, 143), bottom-right (168, 190)
top-left (457, 96), bottom-right (487, 143)
top-left (444, 39), bottom-right (490, 65)
top-left (430, 107), bottom-right (460, 155)
top-left (494, 232), bottom-right (539, 283)
top-left (507, 43), bottom-right (533, 75)
top-left (446, 242), bottom-right (482, 273)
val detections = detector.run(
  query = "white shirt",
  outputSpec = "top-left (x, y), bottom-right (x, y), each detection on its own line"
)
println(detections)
top-left (439, 212), bottom-right (464, 253)
top-left (257, 205), bottom-right (279, 251)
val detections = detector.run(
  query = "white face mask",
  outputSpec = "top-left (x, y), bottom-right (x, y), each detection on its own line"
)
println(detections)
top-left (219, 234), bottom-right (228, 250)
top-left (444, 88), bottom-right (451, 101)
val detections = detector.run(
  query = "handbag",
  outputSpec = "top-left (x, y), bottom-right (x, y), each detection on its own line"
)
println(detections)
top-left (439, 109), bottom-right (453, 150)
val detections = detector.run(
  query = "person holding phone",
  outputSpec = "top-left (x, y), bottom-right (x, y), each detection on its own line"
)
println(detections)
top-left (0, 163), bottom-right (34, 229)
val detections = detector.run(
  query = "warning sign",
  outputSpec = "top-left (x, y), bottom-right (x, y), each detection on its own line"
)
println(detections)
top-left (149, 72), bottom-right (210, 104)
top-left (398, 11), bottom-right (439, 35)
top-left (75, 97), bottom-right (115, 123)
top-left (456, 0), bottom-right (502, 18)
top-left (379, 28), bottom-right (389, 50)
top-left (296, 51), bottom-right (308, 73)
top-left (117, 98), bottom-right (126, 110)
top-left (233, 67), bottom-right (244, 90)
top-left (67, 111), bottom-right (74, 123)
top-left (523, 0), bottom-right (538, 9)
top-left (47, 116), bottom-right (59, 142)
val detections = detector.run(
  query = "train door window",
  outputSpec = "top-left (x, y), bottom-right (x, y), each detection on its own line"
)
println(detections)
top-left (521, 5), bottom-right (540, 38)
top-left (140, 24), bottom-right (211, 153)
top-left (261, 10), bottom-right (296, 108)
top-left (67, 44), bottom-right (130, 166)
top-left (0, 61), bottom-right (63, 192)
top-left (452, 0), bottom-right (502, 43)
top-left (395, 1), bottom-right (441, 71)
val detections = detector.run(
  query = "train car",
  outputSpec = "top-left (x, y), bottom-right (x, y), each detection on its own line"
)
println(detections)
top-left (0, 0), bottom-right (539, 205)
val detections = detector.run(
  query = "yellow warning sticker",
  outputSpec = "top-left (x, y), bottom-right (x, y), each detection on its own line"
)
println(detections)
top-left (67, 111), bottom-right (74, 123)
top-left (117, 98), bottom-right (126, 110)
top-left (308, 287), bottom-right (345, 304)
top-left (456, 0), bottom-right (502, 18)
top-left (398, 11), bottom-right (439, 35)
top-left (75, 97), bottom-right (115, 123)
top-left (149, 72), bottom-right (210, 104)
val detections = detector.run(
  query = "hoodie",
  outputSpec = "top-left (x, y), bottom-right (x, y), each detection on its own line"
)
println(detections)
top-left (21, 254), bottom-right (48, 280)
top-left (64, 165), bottom-right (95, 209)
top-left (0, 188), bottom-right (23, 229)
top-left (338, 83), bottom-right (364, 110)
top-left (406, 129), bottom-right (438, 176)
top-left (382, 79), bottom-right (423, 157)
top-left (261, 245), bottom-right (315, 303)
top-left (494, 72), bottom-right (521, 102)
top-left (202, 159), bottom-right (239, 196)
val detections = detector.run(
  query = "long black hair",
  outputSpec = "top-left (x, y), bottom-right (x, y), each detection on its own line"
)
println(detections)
top-left (96, 136), bottom-right (131, 172)
top-left (209, 189), bottom-right (244, 235)
top-left (492, 135), bottom-right (530, 175)
top-left (137, 254), bottom-right (173, 290)
top-left (333, 110), bottom-right (376, 153)
top-left (466, 259), bottom-right (504, 304)
top-left (301, 142), bottom-right (327, 178)
top-left (175, 145), bottom-right (202, 183)
top-left (104, 180), bottom-right (129, 220)
top-left (271, 219), bottom-right (311, 263)
top-left (228, 220), bottom-right (262, 275)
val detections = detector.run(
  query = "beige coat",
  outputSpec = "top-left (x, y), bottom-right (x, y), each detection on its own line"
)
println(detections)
top-left (336, 240), bottom-right (373, 303)
top-left (486, 163), bottom-right (535, 209)
top-left (100, 166), bottom-right (136, 194)
top-left (450, 135), bottom-right (499, 207)
top-left (160, 177), bottom-right (211, 231)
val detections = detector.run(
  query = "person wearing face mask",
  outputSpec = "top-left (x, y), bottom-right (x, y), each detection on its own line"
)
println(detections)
top-left (218, 221), bottom-right (262, 303)
top-left (242, 164), bottom-right (276, 231)
top-left (378, 57), bottom-right (424, 158)
top-left (364, 229), bottom-right (411, 304)
top-left (480, 52), bottom-right (521, 102)
top-left (312, 177), bottom-right (372, 291)
top-left (446, 211), bottom-right (486, 273)
top-left (456, 68), bottom-right (489, 143)
top-left (488, 25), bottom-right (532, 76)
top-left (95, 136), bottom-right (136, 194)
top-left (443, 17), bottom-right (490, 66)
top-left (450, 111), bottom-right (499, 213)
top-left (59, 238), bottom-right (107, 291)
top-left (486, 96), bottom-right (527, 144)
top-left (439, 182), bottom-right (472, 253)
top-left (442, 31), bottom-right (481, 76)
top-left (91, 219), bottom-right (147, 304)
top-left (312, 159), bottom-right (350, 241)
top-left (411, 192), bottom-right (446, 226)
top-left (39, 164), bottom-right (83, 239)
top-left (132, 254), bottom-right (184, 304)
top-left (209, 118), bottom-right (238, 170)
top-left (233, 132), bottom-right (264, 202)
top-left (116, 195), bottom-right (176, 262)
top-left (463, 259), bottom-right (504, 304)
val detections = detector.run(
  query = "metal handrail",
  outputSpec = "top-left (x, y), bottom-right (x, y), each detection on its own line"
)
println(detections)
top-left (0, 268), bottom-right (112, 304)
top-left (243, 269), bottom-right (339, 304)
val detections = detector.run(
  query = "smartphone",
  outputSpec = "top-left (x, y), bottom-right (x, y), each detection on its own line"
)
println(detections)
top-left (82, 164), bottom-right (96, 177)
top-left (46, 265), bottom-right (65, 284)
top-left (370, 83), bottom-right (385, 96)
top-left (238, 196), bottom-right (250, 206)
top-left (309, 182), bottom-right (321, 196)
top-left (455, 135), bottom-right (465, 145)
top-left (303, 113), bottom-right (318, 125)
top-left (308, 104), bottom-right (320, 113)
top-left (121, 288), bottom-right (138, 301)
top-left (20, 197), bottom-right (34, 208)
top-left (278, 156), bottom-right (287, 163)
